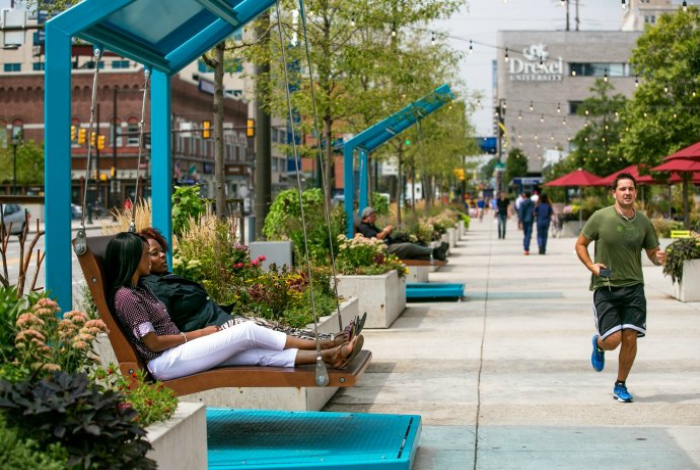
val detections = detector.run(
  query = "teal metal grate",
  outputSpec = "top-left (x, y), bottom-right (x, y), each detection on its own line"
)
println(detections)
top-left (207, 409), bottom-right (421, 469)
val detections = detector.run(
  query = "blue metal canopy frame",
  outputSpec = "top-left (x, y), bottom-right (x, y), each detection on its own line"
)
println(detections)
top-left (342, 84), bottom-right (454, 237)
top-left (45, 0), bottom-right (275, 311)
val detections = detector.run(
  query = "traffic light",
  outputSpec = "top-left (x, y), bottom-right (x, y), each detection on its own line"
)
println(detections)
top-left (78, 128), bottom-right (86, 145)
top-left (246, 118), bottom-right (255, 138)
top-left (97, 135), bottom-right (105, 150)
top-left (202, 120), bottom-right (211, 139)
top-left (110, 166), bottom-right (116, 178)
top-left (90, 131), bottom-right (96, 148)
top-left (71, 125), bottom-right (76, 142)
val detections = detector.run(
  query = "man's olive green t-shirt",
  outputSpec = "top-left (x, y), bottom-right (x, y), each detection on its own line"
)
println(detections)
top-left (581, 206), bottom-right (659, 291)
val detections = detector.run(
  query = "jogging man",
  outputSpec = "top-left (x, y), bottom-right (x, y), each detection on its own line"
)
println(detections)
top-left (574, 172), bottom-right (665, 403)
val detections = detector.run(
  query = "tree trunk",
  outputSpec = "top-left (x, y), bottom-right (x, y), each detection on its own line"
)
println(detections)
top-left (254, 14), bottom-right (272, 238)
top-left (213, 42), bottom-right (226, 219)
top-left (396, 151), bottom-right (403, 226)
top-left (323, 115), bottom-right (333, 207)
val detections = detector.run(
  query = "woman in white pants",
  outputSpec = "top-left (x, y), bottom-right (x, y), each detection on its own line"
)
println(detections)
top-left (105, 232), bottom-right (362, 381)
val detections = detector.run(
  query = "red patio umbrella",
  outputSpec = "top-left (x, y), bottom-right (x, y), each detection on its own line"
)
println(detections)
top-left (652, 158), bottom-right (700, 228)
top-left (595, 164), bottom-right (659, 187)
top-left (545, 168), bottom-right (603, 231)
top-left (544, 168), bottom-right (603, 187)
top-left (665, 141), bottom-right (700, 161)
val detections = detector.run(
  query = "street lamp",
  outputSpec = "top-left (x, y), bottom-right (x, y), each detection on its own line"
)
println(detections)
top-left (11, 130), bottom-right (22, 195)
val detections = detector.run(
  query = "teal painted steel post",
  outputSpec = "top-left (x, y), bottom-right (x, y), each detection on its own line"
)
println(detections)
top-left (151, 71), bottom-right (173, 266)
top-left (44, 25), bottom-right (73, 311)
top-left (343, 144), bottom-right (354, 237)
top-left (358, 147), bottom-right (369, 214)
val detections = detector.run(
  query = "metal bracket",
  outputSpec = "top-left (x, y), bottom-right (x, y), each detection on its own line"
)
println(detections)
top-left (315, 357), bottom-right (329, 387)
top-left (73, 229), bottom-right (87, 256)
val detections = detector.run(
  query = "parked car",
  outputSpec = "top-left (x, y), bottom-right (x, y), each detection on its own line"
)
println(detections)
top-left (0, 203), bottom-right (27, 235)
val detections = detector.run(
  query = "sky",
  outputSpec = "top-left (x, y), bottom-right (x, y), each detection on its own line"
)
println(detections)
top-left (434, 0), bottom-right (626, 136)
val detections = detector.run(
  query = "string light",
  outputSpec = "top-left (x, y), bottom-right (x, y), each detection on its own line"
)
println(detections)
top-left (540, 114), bottom-right (545, 123)
top-left (539, 55), bottom-right (544, 68)
top-left (562, 117), bottom-right (567, 126)
top-left (550, 134), bottom-right (555, 141)
top-left (585, 109), bottom-right (589, 116)
top-left (505, 48), bottom-right (509, 62)
top-left (351, 15), bottom-right (356, 27)
top-left (621, 0), bottom-right (627, 10)
top-left (529, 101), bottom-right (534, 111)
top-left (469, 40), bottom-right (473, 54)
top-left (557, 102), bottom-right (561, 113)
top-left (431, 31), bottom-right (436, 45)
top-left (518, 110), bottom-right (522, 120)
top-left (683, 0), bottom-right (688, 12)
top-left (391, 28), bottom-right (397, 37)
top-left (503, 99), bottom-right (507, 109)
top-left (635, 75), bottom-right (639, 88)
top-left (571, 70), bottom-right (577, 77)
top-left (693, 91), bottom-right (697, 98)
top-left (604, 69), bottom-right (608, 82)
top-left (560, 0), bottom-right (566, 5)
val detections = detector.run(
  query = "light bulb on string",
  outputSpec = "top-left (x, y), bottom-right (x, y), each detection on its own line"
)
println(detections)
top-left (683, 0), bottom-right (688, 12)
top-left (540, 114), bottom-right (544, 123)
top-left (635, 75), bottom-right (639, 88)
top-left (431, 31), bottom-right (436, 45)
top-left (664, 83), bottom-right (669, 93)
top-left (562, 117), bottom-right (567, 126)
top-left (560, 0), bottom-right (566, 5)
top-left (621, 0), bottom-right (627, 10)
top-left (551, 134), bottom-right (555, 141)
top-left (644, 112), bottom-right (648, 118)
top-left (503, 99), bottom-right (507, 109)
top-left (673, 113), bottom-right (677, 119)
top-left (535, 134), bottom-right (539, 140)
top-left (469, 40), bottom-right (473, 54)
top-left (505, 48), bottom-right (510, 62)
top-left (529, 101), bottom-right (534, 111)
top-left (539, 55), bottom-right (544, 68)
top-left (571, 69), bottom-right (577, 77)
top-left (391, 28), bottom-right (397, 37)
top-left (615, 111), bottom-right (619, 118)
top-left (351, 15), bottom-right (356, 27)
top-left (518, 110), bottom-right (522, 120)
top-left (584, 109), bottom-right (589, 116)
top-left (693, 91), bottom-right (697, 98)
top-left (557, 102), bottom-right (561, 113)
top-left (604, 69), bottom-right (608, 82)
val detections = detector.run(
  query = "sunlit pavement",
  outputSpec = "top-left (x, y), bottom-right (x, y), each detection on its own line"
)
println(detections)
top-left (325, 215), bottom-right (700, 470)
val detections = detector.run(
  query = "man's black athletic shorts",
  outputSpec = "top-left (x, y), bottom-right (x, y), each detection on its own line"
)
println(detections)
top-left (593, 283), bottom-right (646, 339)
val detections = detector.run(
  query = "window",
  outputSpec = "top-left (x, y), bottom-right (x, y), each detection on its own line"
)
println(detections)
top-left (568, 101), bottom-right (583, 115)
top-left (569, 62), bottom-right (631, 78)
top-left (83, 60), bottom-right (105, 69)
top-left (112, 60), bottom-right (130, 69)
top-left (126, 119), bottom-right (139, 146)
top-left (644, 15), bottom-right (656, 24)
top-left (32, 62), bottom-right (45, 71)
top-left (4, 63), bottom-right (21, 73)
top-left (272, 128), bottom-right (279, 143)
top-left (110, 120), bottom-right (123, 147)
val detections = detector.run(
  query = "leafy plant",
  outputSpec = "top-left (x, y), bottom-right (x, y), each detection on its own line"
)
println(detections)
top-left (0, 287), bottom-right (48, 362)
top-left (336, 235), bottom-right (407, 278)
top-left (262, 188), bottom-right (345, 264)
top-left (92, 366), bottom-right (178, 428)
top-left (0, 372), bottom-right (155, 469)
top-left (10, 298), bottom-right (108, 381)
top-left (371, 192), bottom-right (390, 216)
top-left (172, 185), bottom-right (205, 236)
top-left (0, 413), bottom-right (68, 470)
top-left (663, 237), bottom-right (700, 284)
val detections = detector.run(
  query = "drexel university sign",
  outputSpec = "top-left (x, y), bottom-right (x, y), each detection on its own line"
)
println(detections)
top-left (508, 44), bottom-right (564, 82)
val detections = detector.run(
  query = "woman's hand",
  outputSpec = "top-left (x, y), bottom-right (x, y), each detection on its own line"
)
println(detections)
top-left (192, 326), bottom-right (219, 339)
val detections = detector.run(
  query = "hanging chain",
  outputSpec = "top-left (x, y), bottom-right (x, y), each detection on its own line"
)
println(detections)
top-left (129, 67), bottom-right (151, 233)
top-left (275, 0), bottom-right (329, 386)
top-left (80, 48), bottom-right (103, 229)
top-left (297, 0), bottom-right (345, 331)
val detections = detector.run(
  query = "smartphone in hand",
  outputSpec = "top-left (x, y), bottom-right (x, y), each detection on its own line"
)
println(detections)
top-left (599, 268), bottom-right (613, 278)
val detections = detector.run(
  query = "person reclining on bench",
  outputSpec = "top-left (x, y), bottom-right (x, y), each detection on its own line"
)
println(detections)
top-left (357, 206), bottom-right (448, 261)
top-left (105, 232), bottom-right (363, 381)
top-left (138, 228), bottom-right (360, 348)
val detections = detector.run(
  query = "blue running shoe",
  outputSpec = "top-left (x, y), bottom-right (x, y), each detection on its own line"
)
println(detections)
top-left (613, 383), bottom-right (634, 403)
top-left (591, 335), bottom-right (605, 372)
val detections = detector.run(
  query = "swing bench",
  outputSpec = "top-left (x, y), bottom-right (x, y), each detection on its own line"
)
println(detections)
top-left (74, 234), bottom-right (371, 394)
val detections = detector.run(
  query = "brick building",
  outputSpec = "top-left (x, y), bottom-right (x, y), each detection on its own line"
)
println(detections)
top-left (0, 65), bottom-right (252, 207)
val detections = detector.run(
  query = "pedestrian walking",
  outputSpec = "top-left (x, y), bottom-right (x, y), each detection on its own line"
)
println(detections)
top-left (574, 172), bottom-right (665, 403)
top-left (495, 192), bottom-right (511, 239)
top-left (534, 193), bottom-right (553, 254)
top-left (517, 192), bottom-right (534, 255)
top-left (477, 198), bottom-right (485, 222)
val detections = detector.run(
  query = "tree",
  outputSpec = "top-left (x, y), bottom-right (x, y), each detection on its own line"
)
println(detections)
top-left (619, 7), bottom-right (700, 166)
top-left (567, 79), bottom-right (628, 176)
top-left (0, 140), bottom-right (44, 185)
top-left (504, 147), bottom-right (528, 187)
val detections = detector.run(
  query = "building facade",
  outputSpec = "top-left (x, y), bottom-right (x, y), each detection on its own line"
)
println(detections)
top-left (621, 0), bottom-right (680, 31)
top-left (496, 31), bottom-right (641, 172)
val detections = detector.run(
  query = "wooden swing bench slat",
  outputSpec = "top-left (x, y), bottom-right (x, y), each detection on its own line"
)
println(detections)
top-left (400, 259), bottom-right (447, 267)
top-left (73, 235), bottom-right (371, 395)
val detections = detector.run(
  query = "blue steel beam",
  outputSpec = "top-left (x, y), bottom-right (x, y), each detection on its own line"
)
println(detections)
top-left (151, 71), bottom-right (173, 267)
top-left (343, 84), bottom-right (454, 236)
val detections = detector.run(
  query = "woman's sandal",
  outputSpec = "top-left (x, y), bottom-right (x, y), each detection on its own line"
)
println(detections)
top-left (335, 334), bottom-right (364, 369)
top-left (354, 312), bottom-right (367, 337)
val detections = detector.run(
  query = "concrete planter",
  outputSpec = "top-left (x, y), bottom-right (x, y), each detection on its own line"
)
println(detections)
top-left (180, 297), bottom-right (358, 411)
top-left (458, 220), bottom-right (465, 238)
top-left (406, 265), bottom-right (429, 283)
top-left (146, 402), bottom-right (207, 470)
top-left (672, 259), bottom-right (700, 302)
top-left (447, 227), bottom-right (457, 248)
top-left (336, 270), bottom-right (406, 329)
top-left (95, 298), bottom-right (359, 412)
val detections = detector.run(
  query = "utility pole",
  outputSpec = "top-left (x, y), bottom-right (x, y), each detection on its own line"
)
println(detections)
top-left (496, 98), bottom-right (506, 193)
top-left (95, 103), bottom-right (101, 208)
top-left (254, 13), bottom-right (272, 239)
top-left (112, 87), bottom-right (118, 209)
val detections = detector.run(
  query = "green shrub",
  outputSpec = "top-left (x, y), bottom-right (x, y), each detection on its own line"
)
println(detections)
top-left (0, 414), bottom-right (68, 470)
top-left (651, 218), bottom-right (684, 238)
top-left (263, 188), bottom-right (345, 264)
top-left (371, 192), bottom-right (389, 216)
top-left (663, 237), bottom-right (700, 284)
top-left (172, 184), bottom-right (205, 236)
top-left (92, 367), bottom-right (178, 428)
top-left (0, 287), bottom-right (48, 362)
top-left (336, 235), bottom-right (407, 277)
top-left (0, 372), bottom-right (155, 469)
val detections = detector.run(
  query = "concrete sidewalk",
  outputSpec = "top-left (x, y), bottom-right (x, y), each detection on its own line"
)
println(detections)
top-left (325, 216), bottom-right (700, 469)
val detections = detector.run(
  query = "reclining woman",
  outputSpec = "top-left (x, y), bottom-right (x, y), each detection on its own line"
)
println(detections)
top-left (105, 232), bottom-right (362, 381)
top-left (137, 227), bottom-right (364, 348)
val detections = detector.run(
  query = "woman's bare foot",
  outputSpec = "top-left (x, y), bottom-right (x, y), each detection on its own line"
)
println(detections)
top-left (324, 335), bottom-right (362, 369)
